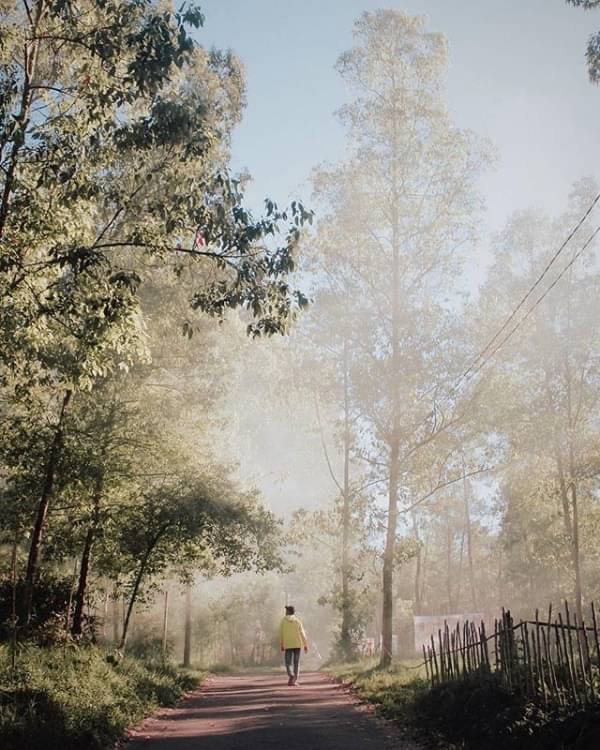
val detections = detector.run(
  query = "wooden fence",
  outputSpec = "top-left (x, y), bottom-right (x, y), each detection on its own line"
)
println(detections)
top-left (422, 602), bottom-right (600, 707)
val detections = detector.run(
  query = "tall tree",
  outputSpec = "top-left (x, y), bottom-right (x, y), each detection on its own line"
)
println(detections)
top-left (311, 10), bottom-right (489, 665)
top-left (0, 0), bottom-right (311, 608)
top-left (479, 179), bottom-right (600, 619)
top-left (567, 0), bottom-right (600, 82)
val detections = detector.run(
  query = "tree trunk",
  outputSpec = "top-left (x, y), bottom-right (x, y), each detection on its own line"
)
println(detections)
top-left (72, 473), bottom-right (103, 636)
top-left (10, 527), bottom-right (18, 671)
top-left (380, 95), bottom-right (402, 668)
top-left (112, 588), bottom-right (120, 643)
top-left (0, 0), bottom-right (47, 241)
top-left (183, 584), bottom-right (192, 667)
top-left (25, 389), bottom-right (72, 620)
top-left (563, 256), bottom-right (583, 622)
top-left (381, 436), bottom-right (400, 667)
top-left (162, 590), bottom-right (169, 660)
top-left (65, 557), bottom-right (78, 633)
top-left (545, 348), bottom-right (584, 620)
top-left (553, 440), bottom-right (583, 619)
top-left (412, 514), bottom-right (422, 614)
top-left (340, 334), bottom-right (353, 660)
top-left (101, 591), bottom-right (108, 640)
top-left (462, 455), bottom-right (477, 611)
top-left (71, 535), bottom-right (91, 637)
top-left (119, 548), bottom-right (152, 651)
top-left (445, 497), bottom-right (454, 613)
top-left (569, 475), bottom-right (583, 620)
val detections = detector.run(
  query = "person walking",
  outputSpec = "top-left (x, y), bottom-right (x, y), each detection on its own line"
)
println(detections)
top-left (279, 605), bottom-right (308, 686)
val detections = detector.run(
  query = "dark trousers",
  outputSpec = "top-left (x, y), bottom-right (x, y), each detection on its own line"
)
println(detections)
top-left (284, 648), bottom-right (301, 678)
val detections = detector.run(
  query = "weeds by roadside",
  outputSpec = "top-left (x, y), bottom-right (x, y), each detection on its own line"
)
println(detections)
top-left (0, 643), bottom-right (205, 750)
top-left (326, 660), bottom-right (600, 749)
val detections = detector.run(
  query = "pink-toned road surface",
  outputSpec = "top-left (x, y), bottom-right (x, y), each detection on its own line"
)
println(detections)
top-left (125, 671), bottom-right (415, 749)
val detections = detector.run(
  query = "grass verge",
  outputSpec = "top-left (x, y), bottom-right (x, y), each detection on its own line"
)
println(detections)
top-left (0, 643), bottom-right (206, 750)
top-left (326, 660), bottom-right (600, 749)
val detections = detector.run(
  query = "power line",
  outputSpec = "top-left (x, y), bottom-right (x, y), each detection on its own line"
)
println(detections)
top-left (454, 192), bottom-right (600, 391)
top-left (466, 224), bottom-right (600, 383)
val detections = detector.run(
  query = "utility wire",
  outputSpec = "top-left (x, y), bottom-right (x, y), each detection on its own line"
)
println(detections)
top-left (437, 194), bottom-right (600, 404)
top-left (465, 224), bottom-right (600, 384)
top-left (451, 192), bottom-right (600, 395)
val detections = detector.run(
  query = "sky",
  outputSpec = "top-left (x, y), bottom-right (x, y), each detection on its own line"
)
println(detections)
top-left (196, 0), bottom-right (600, 243)
top-left (195, 1), bottom-right (600, 515)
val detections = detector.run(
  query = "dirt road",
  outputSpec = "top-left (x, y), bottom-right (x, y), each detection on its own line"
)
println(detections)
top-left (125, 671), bottom-right (415, 749)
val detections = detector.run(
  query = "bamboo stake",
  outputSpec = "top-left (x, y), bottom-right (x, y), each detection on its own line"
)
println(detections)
top-left (504, 611), bottom-right (515, 691)
top-left (555, 622), bottom-right (567, 697)
top-left (438, 629), bottom-right (445, 681)
top-left (450, 629), bottom-right (457, 677)
top-left (591, 601), bottom-right (600, 668)
top-left (534, 609), bottom-right (547, 705)
top-left (457, 623), bottom-right (466, 677)
top-left (573, 612), bottom-right (589, 705)
top-left (494, 619), bottom-right (499, 672)
top-left (423, 644), bottom-right (431, 687)
top-left (547, 603), bottom-right (554, 664)
top-left (521, 622), bottom-right (531, 696)
top-left (471, 622), bottom-right (480, 669)
top-left (480, 621), bottom-right (490, 671)
top-left (558, 612), bottom-right (578, 705)
top-left (564, 602), bottom-right (578, 677)
top-left (499, 613), bottom-right (508, 688)
top-left (444, 622), bottom-right (453, 679)
top-left (541, 627), bottom-right (560, 706)
top-left (527, 622), bottom-right (536, 697)
top-left (453, 625), bottom-right (460, 676)
top-left (581, 621), bottom-right (595, 703)
top-left (464, 621), bottom-right (471, 674)
top-left (431, 635), bottom-right (439, 685)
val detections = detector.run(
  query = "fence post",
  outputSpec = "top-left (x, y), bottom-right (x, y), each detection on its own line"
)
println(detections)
top-left (430, 635), bottom-right (439, 686)
top-left (423, 644), bottom-right (432, 687)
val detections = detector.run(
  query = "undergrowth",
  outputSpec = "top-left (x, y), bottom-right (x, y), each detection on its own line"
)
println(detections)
top-left (0, 643), bottom-right (205, 750)
top-left (327, 660), bottom-right (600, 749)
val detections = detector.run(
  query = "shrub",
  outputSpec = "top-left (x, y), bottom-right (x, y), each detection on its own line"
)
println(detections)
top-left (0, 643), bottom-right (204, 750)
top-left (329, 661), bottom-right (600, 749)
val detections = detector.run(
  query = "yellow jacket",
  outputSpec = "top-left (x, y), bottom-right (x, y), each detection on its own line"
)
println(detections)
top-left (279, 615), bottom-right (308, 650)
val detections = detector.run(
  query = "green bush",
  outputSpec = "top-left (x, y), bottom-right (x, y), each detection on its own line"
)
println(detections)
top-left (209, 662), bottom-right (235, 674)
top-left (0, 643), bottom-right (204, 750)
top-left (328, 661), bottom-right (600, 750)
top-left (411, 674), bottom-right (600, 749)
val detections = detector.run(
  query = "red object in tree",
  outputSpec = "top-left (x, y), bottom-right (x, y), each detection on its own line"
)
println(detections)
top-left (194, 229), bottom-right (206, 248)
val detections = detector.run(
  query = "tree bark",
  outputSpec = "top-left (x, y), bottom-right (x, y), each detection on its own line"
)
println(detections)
top-left (119, 541), bottom-right (157, 651)
top-left (24, 389), bottom-right (72, 619)
top-left (71, 473), bottom-right (103, 636)
top-left (112, 588), bottom-right (120, 643)
top-left (380, 75), bottom-right (402, 667)
top-left (340, 334), bottom-right (354, 660)
top-left (183, 584), bottom-right (193, 667)
top-left (552, 437), bottom-right (583, 619)
top-left (445, 497), bottom-right (454, 613)
top-left (569, 463), bottom-right (583, 621)
top-left (381, 436), bottom-right (399, 667)
top-left (0, 0), bottom-right (47, 241)
top-left (462, 455), bottom-right (477, 611)
top-left (10, 526), bottom-right (18, 670)
top-left (162, 590), bottom-right (169, 660)
top-left (379, 73), bottom-right (402, 663)
top-left (412, 514), bottom-right (422, 614)
top-left (565, 352), bottom-right (584, 621)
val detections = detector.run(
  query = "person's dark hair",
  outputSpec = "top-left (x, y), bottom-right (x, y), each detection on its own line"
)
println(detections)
top-left (285, 605), bottom-right (295, 615)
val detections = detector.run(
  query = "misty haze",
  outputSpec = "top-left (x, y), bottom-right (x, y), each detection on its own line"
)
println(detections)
top-left (2, 2), bottom-right (600, 749)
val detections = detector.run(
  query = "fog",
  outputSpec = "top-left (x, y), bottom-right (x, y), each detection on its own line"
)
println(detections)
top-left (3, 1), bottom-right (600, 673)
top-left (106, 4), bottom-right (600, 668)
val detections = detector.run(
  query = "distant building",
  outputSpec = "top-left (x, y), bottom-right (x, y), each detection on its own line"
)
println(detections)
top-left (414, 613), bottom-right (484, 652)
